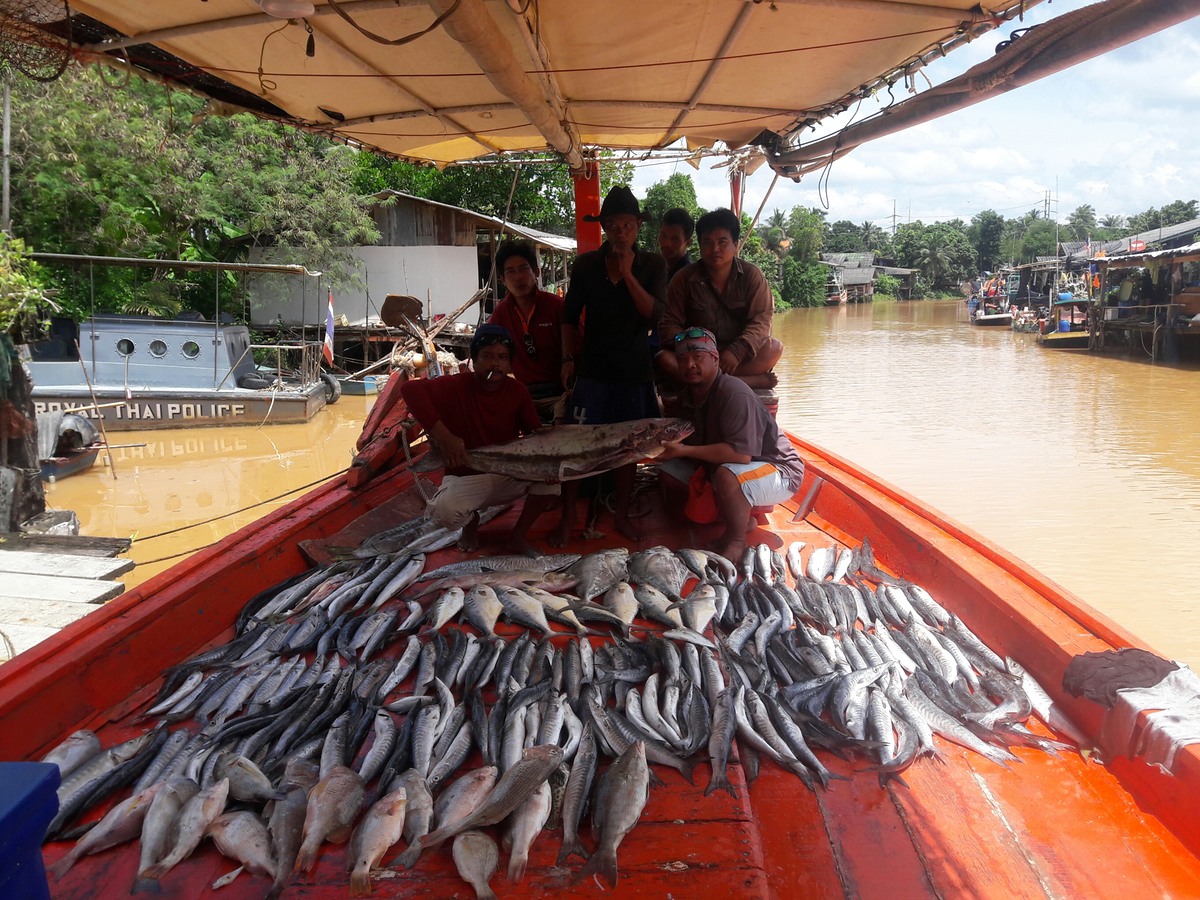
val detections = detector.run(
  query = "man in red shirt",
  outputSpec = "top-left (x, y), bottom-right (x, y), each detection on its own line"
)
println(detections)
top-left (487, 240), bottom-right (564, 417)
top-left (400, 324), bottom-right (558, 555)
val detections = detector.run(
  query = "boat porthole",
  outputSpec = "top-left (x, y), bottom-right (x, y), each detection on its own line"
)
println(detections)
top-left (182, 341), bottom-right (201, 359)
top-left (149, 340), bottom-right (168, 358)
top-left (116, 339), bottom-right (135, 357)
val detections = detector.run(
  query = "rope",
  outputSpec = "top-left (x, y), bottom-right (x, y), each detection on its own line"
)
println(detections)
top-left (133, 469), bottom-right (347, 541)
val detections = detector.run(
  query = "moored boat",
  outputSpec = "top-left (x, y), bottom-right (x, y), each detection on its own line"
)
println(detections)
top-left (13, 407), bottom-right (1200, 897)
top-left (27, 317), bottom-right (332, 431)
top-left (971, 307), bottom-right (1014, 327)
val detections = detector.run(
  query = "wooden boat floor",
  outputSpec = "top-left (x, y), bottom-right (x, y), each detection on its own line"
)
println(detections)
top-left (40, 483), bottom-right (1200, 899)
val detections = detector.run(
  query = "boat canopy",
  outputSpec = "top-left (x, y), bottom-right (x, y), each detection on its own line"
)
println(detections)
top-left (56, 1), bottom-right (1198, 178)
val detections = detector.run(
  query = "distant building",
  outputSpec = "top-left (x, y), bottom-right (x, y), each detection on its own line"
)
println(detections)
top-left (819, 251), bottom-right (916, 300)
top-left (250, 191), bottom-right (575, 327)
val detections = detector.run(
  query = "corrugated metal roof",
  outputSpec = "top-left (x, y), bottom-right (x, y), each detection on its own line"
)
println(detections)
top-left (1094, 241), bottom-right (1200, 269)
top-left (371, 191), bottom-right (575, 252)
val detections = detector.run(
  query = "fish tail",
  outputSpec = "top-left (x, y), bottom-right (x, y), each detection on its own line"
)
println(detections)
top-left (131, 874), bottom-right (163, 895)
top-left (48, 850), bottom-right (81, 880)
top-left (293, 843), bottom-right (319, 874)
top-left (703, 767), bottom-right (738, 799)
top-left (556, 837), bottom-right (591, 867)
top-left (507, 852), bottom-right (528, 884)
top-left (678, 756), bottom-right (698, 785)
top-left (349, 868), bottom-right (373, 896)
top-left (577, 849), bottom-right (619, 888)
top-left (392, 840), bottom-right (424, 870)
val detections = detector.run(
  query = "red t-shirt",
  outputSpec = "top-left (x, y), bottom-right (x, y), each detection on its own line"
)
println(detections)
top-left (488, 290), bottom-right (564, 386)
top-left (400, 371), bottom-right (540, 475)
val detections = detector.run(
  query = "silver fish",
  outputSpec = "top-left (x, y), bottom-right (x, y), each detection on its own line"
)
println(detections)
top-left (208, 810), bottom-right (276, 881)
top-left (577, 740), bottom-right (650, 888)
top-left (41, 730), bottom-right (101, 779)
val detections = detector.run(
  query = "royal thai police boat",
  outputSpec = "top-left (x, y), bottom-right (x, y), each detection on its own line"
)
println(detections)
top-left (27, 316), bottom-right (335, 431)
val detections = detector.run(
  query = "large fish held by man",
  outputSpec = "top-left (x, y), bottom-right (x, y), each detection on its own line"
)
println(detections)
top-left (452, 418), bottom-right (694, 482)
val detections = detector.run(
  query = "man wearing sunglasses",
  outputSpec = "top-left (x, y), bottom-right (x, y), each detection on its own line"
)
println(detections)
top-left (400, 323), bottom-right (558, 555)
top-left (656, 326), bottom-right (804, 560)
top-left (488, 240), bottom-right (565, 419)
top-left (657, 208), bottom-right (783, 390)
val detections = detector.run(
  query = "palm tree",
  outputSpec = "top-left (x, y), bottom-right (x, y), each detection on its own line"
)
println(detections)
top-left (860, 221), bottom-right (885, 252)
top-left (918, 243), bottom-right (951, 288)
top-left (1100, 214), bottom-right (1126, 229)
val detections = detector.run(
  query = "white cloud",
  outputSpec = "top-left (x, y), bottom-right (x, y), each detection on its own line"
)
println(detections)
top-left (631, 3), bottom-right (1200, 226)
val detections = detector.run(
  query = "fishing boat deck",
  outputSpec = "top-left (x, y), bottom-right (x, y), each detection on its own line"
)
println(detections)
top-left (17, 442), bottom-right (1200, 898)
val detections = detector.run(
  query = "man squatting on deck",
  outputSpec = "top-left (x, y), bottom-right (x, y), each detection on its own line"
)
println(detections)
top-left (657, 207), bottom-right (783, 390)
top-left (656, 326), bottom-right (805, 559)
top-left (399, 324), bottom-right (557, 555)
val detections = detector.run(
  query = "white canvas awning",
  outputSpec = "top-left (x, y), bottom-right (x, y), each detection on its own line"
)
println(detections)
top-left (49, 1), bottom-right (1200, 176)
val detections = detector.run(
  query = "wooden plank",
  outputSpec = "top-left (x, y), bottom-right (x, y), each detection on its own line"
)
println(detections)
top-left (0, 596), bottom-right (98, 629)
top-left (0, 573), bottom-right (124, 604)
top-left (0, 549), bottom-right (134, 580)
top-left (0, 533), bottom-right (132, 557)
top-left (0, 622), bottom-right (60, 658)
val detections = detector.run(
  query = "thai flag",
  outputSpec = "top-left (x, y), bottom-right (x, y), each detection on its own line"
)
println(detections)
top-left (323, 289), bottom-right (335, 365)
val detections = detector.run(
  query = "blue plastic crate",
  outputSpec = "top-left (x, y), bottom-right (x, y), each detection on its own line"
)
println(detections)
top-left (0, 762), bottom-right (59, 900)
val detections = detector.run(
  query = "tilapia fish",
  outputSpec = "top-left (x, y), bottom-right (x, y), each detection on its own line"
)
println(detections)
top-left (466, 418), bottom-right (694, 482)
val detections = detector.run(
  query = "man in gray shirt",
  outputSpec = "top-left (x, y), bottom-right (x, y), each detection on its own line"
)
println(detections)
top-left (656, 326), bottom-right (804, 559)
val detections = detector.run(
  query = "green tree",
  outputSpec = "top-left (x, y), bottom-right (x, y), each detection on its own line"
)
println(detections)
top-left (638, 172), bottom-right (701, 250)
top-left (784, 207), bottom-right (825, 264)
top-left (825, 220), bottom-right (862, 253)
top-left (860, 221), bottom-right (886, 252)
top-left (968, 210), bottom-right (1005, 273)
top-left (893, 221), bottom-right (975, 290)
top-left (1065, 204), bottom-right (1098, 242)
top-left (10, 68), bottom-right (378, 319)
top-left (1020, 219), bottom-right (1059, 261)
top-left (355, 153), bottom-right (636, 238)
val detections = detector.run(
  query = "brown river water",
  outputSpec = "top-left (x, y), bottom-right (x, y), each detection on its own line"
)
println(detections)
top-left (44, 299), bottom-right (1200, 667)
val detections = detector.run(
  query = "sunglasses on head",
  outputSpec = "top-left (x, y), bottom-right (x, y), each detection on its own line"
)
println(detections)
top-left (673, 326), bottom-right (713, 343)
top-left (523, 332), bottom-right (537, 357)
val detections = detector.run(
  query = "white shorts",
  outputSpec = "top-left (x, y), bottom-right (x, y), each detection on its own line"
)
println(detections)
top-left (658, 459), bottom-right (795, 509)
top-left (428, 473), bottom-right (560, 528)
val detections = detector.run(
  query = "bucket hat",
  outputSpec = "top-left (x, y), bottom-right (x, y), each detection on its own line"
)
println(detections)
top-left (583, 185), bottom-right (649, 223)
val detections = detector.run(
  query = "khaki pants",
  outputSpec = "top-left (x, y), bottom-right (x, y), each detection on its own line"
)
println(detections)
top-left (428, 473), bottom-right (560, 528)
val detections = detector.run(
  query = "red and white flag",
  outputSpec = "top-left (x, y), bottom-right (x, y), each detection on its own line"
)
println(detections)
top-left (323, 289), bottom-right (335, 365)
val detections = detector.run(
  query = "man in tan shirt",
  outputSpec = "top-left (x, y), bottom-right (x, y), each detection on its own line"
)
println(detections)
top-left (658, 207), bottom-right (782, 390)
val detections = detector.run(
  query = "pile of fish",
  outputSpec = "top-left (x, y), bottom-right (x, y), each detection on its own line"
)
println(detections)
top-left (41, 535), bottom-right (1087, 896)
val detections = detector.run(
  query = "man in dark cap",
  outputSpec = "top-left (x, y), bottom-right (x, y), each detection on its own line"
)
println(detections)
top-left (655, 326), bottom-right (804, 560)
top-left (556, 185), bottom-right (668, 545)
top-left (400, 323), bottom-right (558, 554)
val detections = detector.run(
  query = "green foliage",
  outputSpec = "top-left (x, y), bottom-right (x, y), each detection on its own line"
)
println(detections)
top-left (638, 173), bottom-right (701, 251)
top-left (10, 68), bottom-right (378, 319)
top-left (891, 221), bottom-right (975, 290)
top-left (354, 153), bottom-right (636, 238)
top-left (0, 234), bottom-right (52, 340)
top-left (1126, 200), bottom-right (1199, 235)
top-left (824, 220), bottom-right (862, 253)
top-left (968, 210), bottom-right (1004, 272)
top-left (874, 272), bottom-right (901, 298)
top-left (1065, 204), bottom-right (1098, 241)
top-left (780, 258), bottom-right (827, 308)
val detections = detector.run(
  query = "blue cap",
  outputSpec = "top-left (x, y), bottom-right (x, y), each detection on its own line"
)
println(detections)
top-left (469, 323), bottom-right (515, 359)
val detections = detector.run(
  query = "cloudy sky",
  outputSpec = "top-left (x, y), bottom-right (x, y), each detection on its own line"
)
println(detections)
top-left (629, 1), bottom-right (1200, 229)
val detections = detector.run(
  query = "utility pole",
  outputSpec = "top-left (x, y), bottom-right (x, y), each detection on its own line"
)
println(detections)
top-left (890, 199), bottom-right (898, 235)
top-left (2, 81), bottom-right (10, 235)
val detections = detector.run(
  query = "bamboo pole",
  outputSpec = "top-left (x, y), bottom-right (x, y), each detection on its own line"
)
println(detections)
top-left (74, 341), bottom-right (117, 478)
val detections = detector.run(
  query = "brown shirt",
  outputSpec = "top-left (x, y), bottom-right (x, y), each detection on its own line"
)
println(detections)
top-left (662, 257), bottom-right (773, 365)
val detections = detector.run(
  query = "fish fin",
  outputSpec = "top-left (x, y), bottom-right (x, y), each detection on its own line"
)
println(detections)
top-left (293, 845), bottom-right (318, 874)
top-left (508, 853), bottom-right (529, 883)
top-left (702, 770), bottom-right (738, 799)
top-left (647, 768), bottom-right (666, 789)
top-left (678, 755), bottom-right (698, 786)
top-left (576, 849), bottom-right (618, 888)
top-left (556, 838), bottom-right (591, 866)
top-left (349, 869), bottom-right (373, 896)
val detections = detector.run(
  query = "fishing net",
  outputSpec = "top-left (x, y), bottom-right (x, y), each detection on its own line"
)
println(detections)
top-left (0, 0), bottom-right (71, 83)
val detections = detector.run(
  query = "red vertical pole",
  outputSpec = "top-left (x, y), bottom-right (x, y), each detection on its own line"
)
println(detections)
top-left (730, 167), bottom-right (745, 217)
top-left (573, 160), bottom-right (602, 253)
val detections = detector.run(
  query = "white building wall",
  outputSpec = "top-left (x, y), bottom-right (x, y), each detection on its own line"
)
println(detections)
top-left (249, 245), bottom-right (479, 326)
